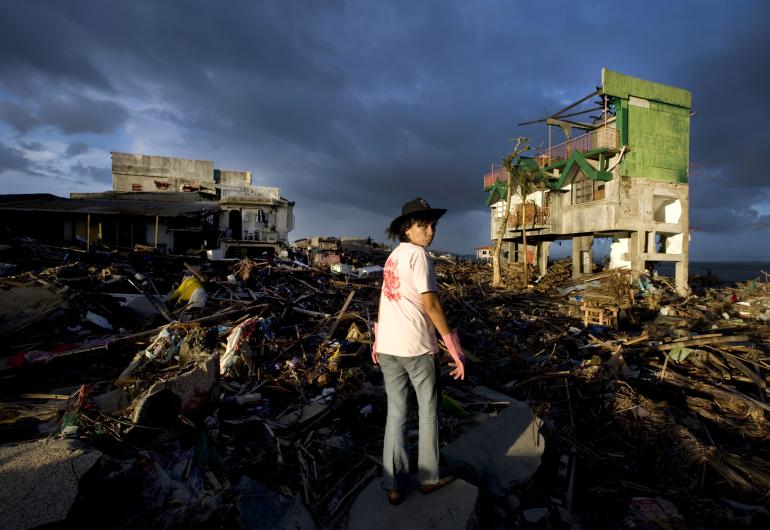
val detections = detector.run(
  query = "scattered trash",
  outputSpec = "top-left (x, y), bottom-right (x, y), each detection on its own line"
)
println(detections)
top-left (0, 239), bottom-right (768, 529)
top-left (169, 275), bottom-right (207, 308)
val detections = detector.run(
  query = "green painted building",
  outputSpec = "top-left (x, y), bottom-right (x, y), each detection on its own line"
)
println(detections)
top-left (483, 68), bottom-right (692, 293)
top-left (605, 68), bottom-right (691, 184)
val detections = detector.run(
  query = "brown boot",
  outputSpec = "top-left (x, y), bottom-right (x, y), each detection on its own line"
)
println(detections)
top-left (418, 476), bottom-right (455, 494)
top-left (387, 489), bottom-right (402, 505)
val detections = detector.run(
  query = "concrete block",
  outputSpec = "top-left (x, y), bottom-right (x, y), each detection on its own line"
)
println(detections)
top-left (0, 438), bottom-right (101, 530)
top-left (348, 477), bottom-right (478, 530)
top-left (440, 400), bottom-right (544, 496)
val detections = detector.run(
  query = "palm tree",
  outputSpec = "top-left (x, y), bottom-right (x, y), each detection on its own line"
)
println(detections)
top-left (492, 138), bottom-right (546, 288)
top-left (491, 138), bottom-right (528, 287)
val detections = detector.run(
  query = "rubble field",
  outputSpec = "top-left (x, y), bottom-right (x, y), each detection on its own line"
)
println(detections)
top-left (1, 239), bottom-right (769, 529)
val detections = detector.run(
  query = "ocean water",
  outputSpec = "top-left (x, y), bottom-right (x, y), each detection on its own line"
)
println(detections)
top-left (655, 261), bottom-right (770, 284)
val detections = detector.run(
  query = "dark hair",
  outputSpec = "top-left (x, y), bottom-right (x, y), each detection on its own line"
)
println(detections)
top-left (385, 214), bottom-right (439, 242)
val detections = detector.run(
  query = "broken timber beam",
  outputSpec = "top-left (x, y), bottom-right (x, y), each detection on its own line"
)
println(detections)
top-left (655, 335), bottom-right (750, 351)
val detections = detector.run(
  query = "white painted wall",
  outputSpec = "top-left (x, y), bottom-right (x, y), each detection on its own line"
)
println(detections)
top-left (609, 237), bottom-right (631, 269)
top-left (664, 199), bottom-right (682, 224)
top-left (221, 202), bottom-right (293, 243)
top-left (665, 233), bottom-right (683, 254)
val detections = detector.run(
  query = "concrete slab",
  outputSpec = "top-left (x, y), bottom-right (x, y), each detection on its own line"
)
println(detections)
top-left (348, 477), bottom-right (478, 530)
top-left (441, 400), bottom-right (544, 496)
top-left (0, 438), bottom-right (101, 530)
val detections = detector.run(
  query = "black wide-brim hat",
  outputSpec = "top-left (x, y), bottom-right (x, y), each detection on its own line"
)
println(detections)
top-left (389, 197), bottom-right (447, 236)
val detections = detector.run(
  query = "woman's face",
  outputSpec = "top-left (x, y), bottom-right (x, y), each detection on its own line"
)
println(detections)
top-left (405, 219), bottom-right (437, 247)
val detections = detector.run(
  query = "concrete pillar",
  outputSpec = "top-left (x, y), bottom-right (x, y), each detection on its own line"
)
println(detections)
top-left (646, 231), bottom-right (657, 254)
top-left (514, 241), bottom-right (524, 264)
top-left (571, 235), bottom-right (593, 278)
top-left (629, 231), bottom-right (645, 276)
top-left (571, 238), bottom-right (580, 278)
top-left (675, 231), bottom-right (690, 295)
top-left (514, 240), bottom-right (537, 265)
top-left (675, 187), bottom-right (691, 296)
top-left (501, 241), bottom-right (513, 265)
top-left (536, 241), bottom-right (550, 276)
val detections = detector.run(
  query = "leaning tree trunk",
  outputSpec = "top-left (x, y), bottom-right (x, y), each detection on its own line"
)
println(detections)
top-left (492, 170), bottom-right (514, 287)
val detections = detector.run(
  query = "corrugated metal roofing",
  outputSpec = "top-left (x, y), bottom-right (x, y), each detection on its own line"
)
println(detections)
top-left (0, 194), bottom-right (219, 217)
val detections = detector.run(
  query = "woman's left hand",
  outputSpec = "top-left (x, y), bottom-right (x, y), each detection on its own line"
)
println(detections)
top-left (442, 329), bottom-right (465, 380)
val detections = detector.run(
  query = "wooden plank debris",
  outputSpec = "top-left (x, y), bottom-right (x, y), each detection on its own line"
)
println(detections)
top-left (1, 239), bottom-right (770, 529)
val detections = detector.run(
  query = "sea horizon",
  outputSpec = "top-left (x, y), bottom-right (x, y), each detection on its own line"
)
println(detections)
top-left (656, 260), bottom-right (770, 284)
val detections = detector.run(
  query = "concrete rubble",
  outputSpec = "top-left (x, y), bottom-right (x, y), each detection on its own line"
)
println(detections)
top-left (348, 477), bottom-right (479, 530)
top-left (0, 439), bottom-right (101, 530)
top-left (441, 399), bottom-right (544, 497)
top-left (0, 236), bottom-right (769, 529)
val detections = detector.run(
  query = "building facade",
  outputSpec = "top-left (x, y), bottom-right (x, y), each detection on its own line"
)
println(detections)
top-left (476, 245), bottom-right (493, 261)
top-left (483, 69), bottom-right (691, 293)
top-left (111, 152), bottom-right (295, 256)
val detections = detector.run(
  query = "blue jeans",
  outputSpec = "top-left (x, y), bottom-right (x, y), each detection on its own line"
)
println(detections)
top-left (379, 353), bottom-right (439, 490)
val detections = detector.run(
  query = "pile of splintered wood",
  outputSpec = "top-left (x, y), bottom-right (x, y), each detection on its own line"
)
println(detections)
top-left (3, 237), bottom-right (769, 529)
top-left (434, 260), bottom-right (770, 529)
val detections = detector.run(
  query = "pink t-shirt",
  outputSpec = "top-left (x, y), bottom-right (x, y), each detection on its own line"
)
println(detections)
top-left (377, 242), bottom-right (439, 357)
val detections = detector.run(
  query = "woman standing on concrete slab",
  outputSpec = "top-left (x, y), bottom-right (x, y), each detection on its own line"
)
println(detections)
top-left (372, 197), bottom-right (466, 505)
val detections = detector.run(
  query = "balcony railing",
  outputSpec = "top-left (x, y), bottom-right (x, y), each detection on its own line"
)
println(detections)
top-left (482, 127), bottom-right (619, 188)
top-left (232, 230), bottom-right (279, 242)
top-left (534, 126), bottom-right (619, 167)
top-left (483, 165), bottom-right (508, 189)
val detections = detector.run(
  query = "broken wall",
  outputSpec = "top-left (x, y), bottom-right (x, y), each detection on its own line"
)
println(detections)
top-left (112, 152), bottom-right (215, 192)
top-left (218, 170), bottom-right (251, 187)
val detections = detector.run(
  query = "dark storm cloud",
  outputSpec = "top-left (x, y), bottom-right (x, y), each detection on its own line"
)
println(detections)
top-left (665, 1), bottom-right (770, 239)
top-left (689, 172), bottom-right (770, 234)
top-left (70, 161), bottom-right (111, 184)
top-left (0, 3), bottom-right (113, 94)
top-left (37, 94), bottom-right (128, 134)
top-left (65, 142), bottom-right (90, 157)
top-left (0, 94), bottom-right (127, 135)
top-left (0, 101), bottom-right (40, 133)
top-left (0, 142), bottom-right (30, 173)
top-left (91, 166), bottom-right (111, 184)
top-left (672, 1), bottom-right (770, 190)
top-left (178, 1), bottom-right (583, 219)
top-left (0, 0), bottom-right (618, 216)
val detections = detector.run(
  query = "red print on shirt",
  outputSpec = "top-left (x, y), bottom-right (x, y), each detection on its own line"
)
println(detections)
top-left (383, 258), bottom-right (401, 301)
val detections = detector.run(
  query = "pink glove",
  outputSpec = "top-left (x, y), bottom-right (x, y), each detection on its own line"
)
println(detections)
top-left (441, 329), bottom-right (465, 380)
top-left (371, 322), bottom-right (379, 365)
